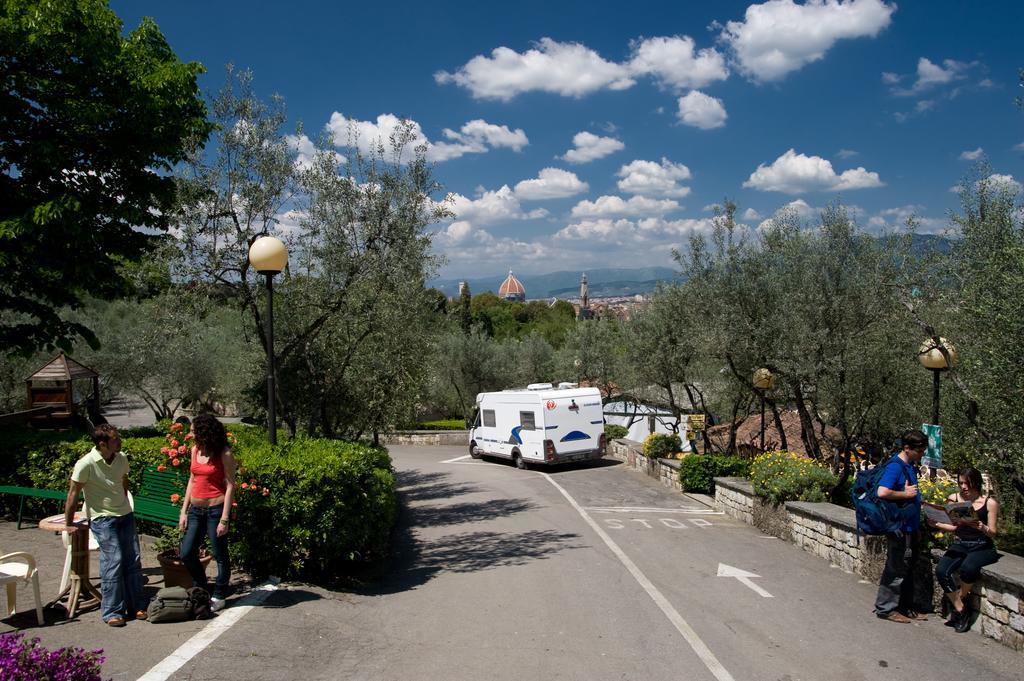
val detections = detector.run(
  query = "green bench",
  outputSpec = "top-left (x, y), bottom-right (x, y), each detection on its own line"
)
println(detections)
top-left (132, 464), bottom-right (186, 526)
top-left (0, 485), bottom-right (68, 529)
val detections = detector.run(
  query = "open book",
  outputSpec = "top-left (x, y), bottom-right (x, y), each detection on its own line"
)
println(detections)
top-left (923, 501), bottom-right (976, 525)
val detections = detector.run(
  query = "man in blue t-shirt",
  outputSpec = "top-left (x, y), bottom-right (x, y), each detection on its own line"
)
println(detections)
top-left (874, 429), bottom-right (927, 623)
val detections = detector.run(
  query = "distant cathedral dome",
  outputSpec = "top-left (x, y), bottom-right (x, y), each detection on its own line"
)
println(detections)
top-left (498, 269), bottom-right (526, 302)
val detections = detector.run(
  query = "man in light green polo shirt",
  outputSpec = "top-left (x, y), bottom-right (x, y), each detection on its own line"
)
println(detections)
top-left (64, 424), bottom-right (146, 626)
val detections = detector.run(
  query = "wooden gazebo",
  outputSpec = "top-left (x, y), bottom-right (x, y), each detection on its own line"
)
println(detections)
top-left (24, 353), bottom-right (101, 429)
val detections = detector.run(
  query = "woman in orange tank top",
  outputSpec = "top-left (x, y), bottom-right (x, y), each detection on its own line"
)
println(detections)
top-left (178, 413), bottom-right (236, 610)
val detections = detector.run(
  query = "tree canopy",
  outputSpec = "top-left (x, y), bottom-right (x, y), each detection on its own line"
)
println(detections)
top-left (0, 0), bottom-right (210, 354)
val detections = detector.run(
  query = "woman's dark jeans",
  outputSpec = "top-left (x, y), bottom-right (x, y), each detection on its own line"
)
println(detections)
top-left (936, 539), bottom-right (999, 592)
top-left (179, 504), bottom-right (230, 599)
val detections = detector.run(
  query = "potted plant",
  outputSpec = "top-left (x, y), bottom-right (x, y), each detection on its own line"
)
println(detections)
top-left (151, 526), bottom-right (211, 589)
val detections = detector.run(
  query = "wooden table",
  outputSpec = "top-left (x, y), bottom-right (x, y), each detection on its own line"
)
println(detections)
top-left (38, 513), bottom-right (101, 617)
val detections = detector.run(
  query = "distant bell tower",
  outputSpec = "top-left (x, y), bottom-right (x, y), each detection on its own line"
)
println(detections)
top-left (577, 272), bottom-right (593, 320)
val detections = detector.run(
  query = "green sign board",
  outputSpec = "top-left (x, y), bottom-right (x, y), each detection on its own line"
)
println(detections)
top-left (922, 423), bottom-right (942, 469)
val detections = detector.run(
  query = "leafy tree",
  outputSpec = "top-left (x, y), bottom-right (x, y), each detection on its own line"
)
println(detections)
top-left (435, 329), bottom-right (512, 423)
top-left (511, 330), bottom-right (556, 385)
top-left (558, 318), bottom-right (629, 400)
top-left (938, 171), bottom-right (1024, 507)
top-left (0, 0), bottom-right (210, 354)
top-left (174, 70), bottom-right (449, 436)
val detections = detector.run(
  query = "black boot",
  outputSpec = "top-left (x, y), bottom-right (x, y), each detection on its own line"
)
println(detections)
top-left (954, 603), bottom-right (972, 633)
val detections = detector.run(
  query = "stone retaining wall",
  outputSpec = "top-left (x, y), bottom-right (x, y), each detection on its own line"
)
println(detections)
top-left (379, 430), bottom-right (469, 446)
top-left (715, 476), bottom-right (1024, 651)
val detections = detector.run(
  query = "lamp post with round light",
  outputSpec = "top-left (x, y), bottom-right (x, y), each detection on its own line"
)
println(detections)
top-left (248, 236), bottom-right (288, 445)
top-left (918, 337), bottom-right (957, 427)
top-left (752, 368), bottom-right (775, 451)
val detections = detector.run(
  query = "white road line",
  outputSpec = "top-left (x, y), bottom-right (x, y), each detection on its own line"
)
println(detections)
top-left (540, 473), bottom-right (736, 681)
top-left (440, 454), bottom-right (472, 463)
top-left (587, 506), bottom-right (724, 515)
top-left (137, 579), bottom-right (280, 681)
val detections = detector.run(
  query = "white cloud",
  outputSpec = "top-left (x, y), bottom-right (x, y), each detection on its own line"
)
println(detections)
top-left (836, 149), bottom-right (859, 159)
top-left (570, 195), bottom-right (680, 219)
top-left (285, 134), bottom-right (345, 170)
top-left (984, 174), bottom-right (1022, 194)
top-left (326, 113), bottom-right (527, 163)
top-left (616, 158), bottom-right (692, 198)
top-left (865, 205), bottom-right (946, 234)
top-left (513, 168), bottom-right (589, 200)
top-left (627, 36), bottom-right (729, 90)
top-left (560, 132), bottom-right (625, 164)
top-left (744, 149), bottom-right (884, 194)
top-left (959, 147), bottom-right (984, 161)
top-left (556, 216), bottom-right (713, 242)
top-left (1015, 142), bottom-right (1024, 152)
top-left (890, 57), bottom-right (972, 96)
top-left (676, 91), bottom-right (727, 129)
top-left (742, 208), bottom-right (762, 221)
top-left (719, 0), bottom-right (895, 82)
top-left (448, 185), bottom-right (547, 226)
top-left (434, 37), bottom-right (634, 100)
top-left (702, 203), bottom-right (721, 212)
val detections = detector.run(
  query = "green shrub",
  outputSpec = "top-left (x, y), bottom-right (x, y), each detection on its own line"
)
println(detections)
top-left (415, 419), bottom-right (467, 430)
top-left (750, 450), bottom-right (837, 505)
top-left (229, 435), bottom-right (396, 582)
top-left (2, 424), bottom-right (398, 583)
top-left (678, 455), bottom-right (751, 494)
top-left (643, 433), bottom-right (681, 459)
top-left (604, 424), bottom-right (629, 440)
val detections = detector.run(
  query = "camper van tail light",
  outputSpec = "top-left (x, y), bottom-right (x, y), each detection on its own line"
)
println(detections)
top-left (599, 433), bottom-right (607, 454)
top-left (544, 440), bottom-right (556, 461)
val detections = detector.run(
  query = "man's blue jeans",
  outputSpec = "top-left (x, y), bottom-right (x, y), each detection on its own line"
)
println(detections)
top-left (179, 504), bottom-right (230, 599)
top-left (90, 513), bottom-right (146, 622)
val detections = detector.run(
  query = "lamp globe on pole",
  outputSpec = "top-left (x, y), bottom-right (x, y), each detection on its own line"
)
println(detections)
top-left (249, 236), bottom-right (289, 445)
top-left (752, 368), bottom-right (775, 451)
top-left (918, 337), bottom-right (956, 480)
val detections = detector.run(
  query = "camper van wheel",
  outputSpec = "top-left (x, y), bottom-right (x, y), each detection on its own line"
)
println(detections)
top-left (513, 451), bottom-right (528, 470)
top-left (470, 442), bottom-right (482, 459)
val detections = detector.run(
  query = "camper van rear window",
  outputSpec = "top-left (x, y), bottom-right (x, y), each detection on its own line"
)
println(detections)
top-left (519, 411), bottom-right (536, 430)
top-left (482, 409), bottom-right (496, 427)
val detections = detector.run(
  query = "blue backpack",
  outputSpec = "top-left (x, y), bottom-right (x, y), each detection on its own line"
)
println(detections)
top-left (851, 456), bottom-right (918, 536)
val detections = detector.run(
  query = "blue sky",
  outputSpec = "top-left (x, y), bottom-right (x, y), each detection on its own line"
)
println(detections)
top-left (111, 0), bottom-right (1024, 278)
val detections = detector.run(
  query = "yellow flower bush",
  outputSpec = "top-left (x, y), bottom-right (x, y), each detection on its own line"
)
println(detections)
top-left (750, 450), bottom-right (837, 505)
top-left (643, 432), bottom-right (681, 459)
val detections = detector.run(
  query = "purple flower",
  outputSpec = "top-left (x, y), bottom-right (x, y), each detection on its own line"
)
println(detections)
top-left (0, 633), bottom-right (106, 681)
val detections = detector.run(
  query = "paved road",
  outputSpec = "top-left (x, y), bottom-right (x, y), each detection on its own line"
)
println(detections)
top-left (127, 446), bottom-right (1022, 679)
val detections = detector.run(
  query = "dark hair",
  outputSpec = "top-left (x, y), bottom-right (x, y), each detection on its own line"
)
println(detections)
top-left (958, 467), bottom-right (983, 492)
top-left (900, 429), bottom-right (927, 450)
top-left (92, 423), bottom-right (119, 445)
top-left (191, 413), bottom-right (228, 458)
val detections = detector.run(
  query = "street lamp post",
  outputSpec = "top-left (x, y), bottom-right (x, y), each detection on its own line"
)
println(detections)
top-left (918, 337), bottom-right (957, 426)
top-left (918, 337), bottom-right (957, 479)
top-left (248, 236), bottom-right (289, 445)
top-left (752, 368), bottom-right (775, 451)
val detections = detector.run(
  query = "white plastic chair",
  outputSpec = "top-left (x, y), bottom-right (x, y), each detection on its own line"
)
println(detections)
top-left (0, 550), bottom-right (45, 626)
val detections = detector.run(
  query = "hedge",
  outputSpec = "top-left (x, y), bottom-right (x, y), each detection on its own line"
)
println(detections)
top-left (604, 424), bottom-right (628, 440)
top-left (1, 424), bottom-right (397, 583)
top-left (678, 455), bottom-right (751, 494)
top-left (750, 450), bottom-right (836, 505)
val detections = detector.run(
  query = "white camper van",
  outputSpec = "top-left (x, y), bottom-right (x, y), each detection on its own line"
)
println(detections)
top-left (469, 384), bottom-right (606, 468)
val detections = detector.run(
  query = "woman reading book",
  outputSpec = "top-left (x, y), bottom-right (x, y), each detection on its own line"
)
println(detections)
top-left (927, 467), bottom-right (999, 633)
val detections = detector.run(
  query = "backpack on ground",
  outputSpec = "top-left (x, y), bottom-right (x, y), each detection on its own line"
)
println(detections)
top-left (851, 455), bottom-right (917, 536)
top-left (147, 586), bottom-right (196, 623)
top-left (188, 586), bottom-right (212, 620)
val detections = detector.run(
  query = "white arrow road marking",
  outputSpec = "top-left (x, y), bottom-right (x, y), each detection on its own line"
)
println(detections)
top-left (717, 563), bottom-right (773, 598)
top-left (542, 473), bottom-right (736, 681)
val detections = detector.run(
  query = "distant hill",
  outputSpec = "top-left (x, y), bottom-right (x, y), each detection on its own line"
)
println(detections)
top-left (430, 267), bottom-right (681, 299)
